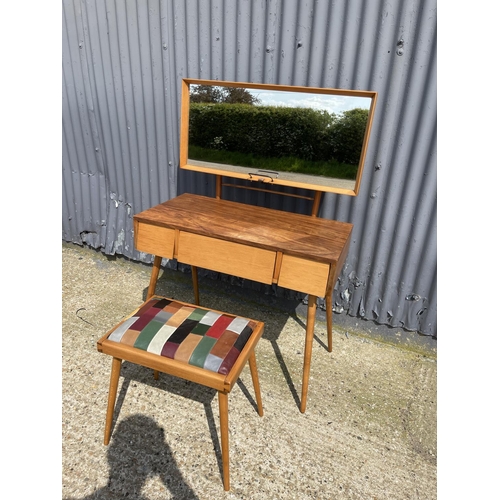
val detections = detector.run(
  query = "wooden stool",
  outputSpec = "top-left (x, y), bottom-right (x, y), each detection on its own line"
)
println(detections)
top-left (97, 295), bottom-right (264, 491)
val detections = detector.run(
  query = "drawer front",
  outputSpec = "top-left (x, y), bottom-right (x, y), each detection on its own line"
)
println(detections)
top-left (278, 254), bottom-right (330, 296)
top-left (178, 232), bottom-right (276, 284)
top-left (134, 222), bottom-right (175, 259)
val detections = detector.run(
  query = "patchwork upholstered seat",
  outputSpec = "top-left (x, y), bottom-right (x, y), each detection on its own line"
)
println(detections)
top-left (106, 297), bottom-right (258, 375)
top-left (97, 295), bottom-right (264, 491)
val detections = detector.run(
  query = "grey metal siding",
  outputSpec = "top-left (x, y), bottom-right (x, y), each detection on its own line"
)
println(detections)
top-left (62, 0), bottom-right (437, 337)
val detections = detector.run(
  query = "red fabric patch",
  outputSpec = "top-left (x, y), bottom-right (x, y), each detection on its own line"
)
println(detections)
top-left (205, 315), bottom-right (234, 339)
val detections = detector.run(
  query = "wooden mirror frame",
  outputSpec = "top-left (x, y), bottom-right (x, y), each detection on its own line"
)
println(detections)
top-left (180, 78), bottom-right (377, 196)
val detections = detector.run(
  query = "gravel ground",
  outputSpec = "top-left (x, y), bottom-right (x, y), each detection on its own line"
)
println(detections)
top-left (62, 242), bottom-right (437, 500)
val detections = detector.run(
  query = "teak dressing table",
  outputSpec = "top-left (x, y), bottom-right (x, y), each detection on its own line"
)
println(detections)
top-left (134, 192), bottom-right (352, 412)
top-left (133, 79), bottom-right (377, 412)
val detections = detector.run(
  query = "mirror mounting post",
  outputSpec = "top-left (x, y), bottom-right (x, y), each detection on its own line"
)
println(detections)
top-left (215, 175), bottom-right (222, 199)
top-left (311, 191), bottom-right (322, 217)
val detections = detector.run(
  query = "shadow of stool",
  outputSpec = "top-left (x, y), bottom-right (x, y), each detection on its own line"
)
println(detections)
top-left (97, 295), bottom-right (265, 491)
top-left (64, 414), bottom-right (201, 500)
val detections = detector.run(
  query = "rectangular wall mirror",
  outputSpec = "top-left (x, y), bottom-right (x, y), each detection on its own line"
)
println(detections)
top-left (180, 79), bottom-right (377, 196)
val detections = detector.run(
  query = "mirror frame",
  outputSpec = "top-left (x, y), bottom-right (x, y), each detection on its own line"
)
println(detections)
top-left (180, 78), bottom-right (377, 196)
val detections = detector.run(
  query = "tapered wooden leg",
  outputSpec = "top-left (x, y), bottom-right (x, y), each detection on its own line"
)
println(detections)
top-left (148, 256), bottom-right (162, 382)
top-left (104, 357), bottom-right (122, 445)
top-left (191, 265), bottom-right (200, 305)
top-left (146, 256), bottom-right (162, 300)
top-left (218, 391), bottom-right (230, 491)
top-left (326, 293), bottom-right (333, 353)
top-left (300, 295), bottom-right (317, 413)
top-left (248, 350), bottom-right (264, 416)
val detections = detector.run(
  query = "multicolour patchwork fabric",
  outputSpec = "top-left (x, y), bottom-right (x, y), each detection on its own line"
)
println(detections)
top-left (107, 297), bottom-right (258, 375)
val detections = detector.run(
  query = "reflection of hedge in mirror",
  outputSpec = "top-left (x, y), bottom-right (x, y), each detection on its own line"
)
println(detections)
top-left (331, 108), bottom-right (370, 165)
top-left (189, 103), bottom-right (368, 166)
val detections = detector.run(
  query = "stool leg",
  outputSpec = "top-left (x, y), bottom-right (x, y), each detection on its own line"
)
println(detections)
top-left (104, 357), bottom-right (122, 445)
top-left (248, 350), bottom-right (264, 417)
top-left (218, 391), bottom-right (230, 491)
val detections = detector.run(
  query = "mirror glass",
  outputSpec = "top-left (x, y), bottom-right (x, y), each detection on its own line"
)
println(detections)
top-left (180, 79), bottom-right (377, 195)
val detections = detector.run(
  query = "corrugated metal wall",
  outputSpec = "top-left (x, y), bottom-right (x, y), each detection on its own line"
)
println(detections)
top-left (62, 0), bottom-right (437, 337)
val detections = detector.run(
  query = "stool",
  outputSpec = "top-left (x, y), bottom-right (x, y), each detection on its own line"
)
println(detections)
top-left (97, 295), bottom-right (265, 491)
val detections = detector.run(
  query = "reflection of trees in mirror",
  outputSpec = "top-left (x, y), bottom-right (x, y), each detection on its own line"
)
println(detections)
top-left (63, 415), bottom-right (200, 500)
top-left (190, 85), bottom-right (261, 105)
top-left (188, 102), bottom-right (368, 180)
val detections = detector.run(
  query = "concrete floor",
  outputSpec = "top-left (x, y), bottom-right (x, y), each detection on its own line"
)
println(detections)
top-left (62, 242), bottom-right (437, 500)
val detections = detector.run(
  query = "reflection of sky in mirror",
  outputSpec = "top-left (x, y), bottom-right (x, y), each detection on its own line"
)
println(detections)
top-left (249, 90), bottom-right (370, 114)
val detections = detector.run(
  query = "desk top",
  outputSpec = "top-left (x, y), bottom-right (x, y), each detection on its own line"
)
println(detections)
top-left (134, 193), bottom-right (353, 264)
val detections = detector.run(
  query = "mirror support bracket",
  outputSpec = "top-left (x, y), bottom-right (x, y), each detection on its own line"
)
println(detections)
top-left (217, 174), bottom-right (321, 216)
top-left (248, 173), bottom-right (274, 183)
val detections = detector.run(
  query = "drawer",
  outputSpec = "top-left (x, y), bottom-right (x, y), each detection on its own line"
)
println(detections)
top-left (177, 232), bottom-right (276, 284)
top-left (278, 254), bottom-right (330, 296)
top-left (134, 222), bottom-right (175, 259)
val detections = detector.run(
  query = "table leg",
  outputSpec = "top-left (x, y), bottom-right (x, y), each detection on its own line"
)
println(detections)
top-left (146, 256), bottom-right (162, 300)
top-left (191, 265), bottom-right (200, 305)
top-left (300, 294), bottom-right (317, 413)
top-left (326, 293), bottom-right (333, 352)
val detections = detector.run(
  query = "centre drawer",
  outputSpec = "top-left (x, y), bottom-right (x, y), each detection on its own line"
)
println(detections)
top-left (177, 232), bottom-right (276, 285)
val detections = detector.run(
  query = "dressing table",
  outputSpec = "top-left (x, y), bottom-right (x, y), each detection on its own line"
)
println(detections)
top-left (133, 79), bottom-right (377, 412)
